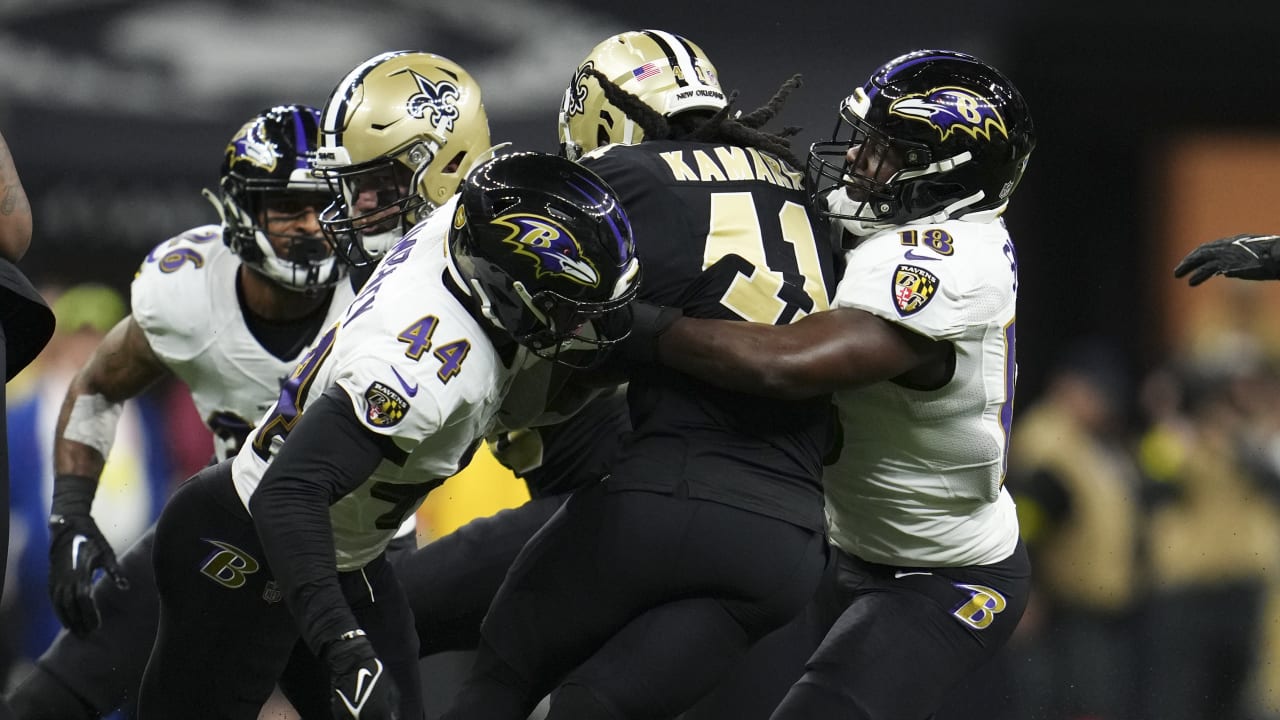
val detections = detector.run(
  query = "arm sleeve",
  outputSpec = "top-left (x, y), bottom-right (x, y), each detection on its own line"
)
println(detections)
top-left (248, 385), bottom-right (402, 655)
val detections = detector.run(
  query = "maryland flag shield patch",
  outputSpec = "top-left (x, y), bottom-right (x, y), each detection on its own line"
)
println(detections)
top-left (364, 381), bottom-right (409, 428)
top-left (892, 264), bottom-right (940, 316)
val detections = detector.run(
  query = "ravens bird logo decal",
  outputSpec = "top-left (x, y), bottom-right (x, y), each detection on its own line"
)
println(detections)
top-left (889, 86), bottom-right (1009, 142)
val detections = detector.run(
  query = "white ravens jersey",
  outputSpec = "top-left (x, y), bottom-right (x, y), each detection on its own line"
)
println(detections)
top-left (825, 213), bottom-right (1020, 567)
top-left (131, 225), bottom-right (355, 460)
top-left (232, 196), bottom-right (527, 570)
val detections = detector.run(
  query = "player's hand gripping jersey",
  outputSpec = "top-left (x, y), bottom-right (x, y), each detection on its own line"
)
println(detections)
top-left (132, 226), bottom-right (355, 459)
top-left (232, 196), bottom-right (528, 569)
top-left (826, 213), bottom-right (1021, 566)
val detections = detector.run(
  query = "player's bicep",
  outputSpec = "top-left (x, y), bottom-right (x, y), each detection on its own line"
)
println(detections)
top-left (767, 308), bottom-right (945, 393)
top-left (78, 316), bottom-right (170, 401)
top-left (661, 307), bottom-right (943, 399)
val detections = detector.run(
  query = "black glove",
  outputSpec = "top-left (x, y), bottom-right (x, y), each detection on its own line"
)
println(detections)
top-left (1173, 233), bottom-right (1280, 286)
top-left (608, 301), bottom-right (683, 369)
top-left (323, 631), bottom-right (401, 720)
top-left (47, 474), bottom-right (128, 636)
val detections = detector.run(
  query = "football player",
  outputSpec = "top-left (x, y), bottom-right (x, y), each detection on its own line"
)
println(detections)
top-left (631, 50), bottom-right (1037, 719)
top-left (5, 104), bottom-right (356, 720)
top-left (136, 151), bottom-right (640, 720)
top-left (442, 30), bottom-right (838, 720)
top-left (312, 51), bottom-right (635, 678)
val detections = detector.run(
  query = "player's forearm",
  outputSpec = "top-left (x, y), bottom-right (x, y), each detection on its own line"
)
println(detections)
top-left (52, 375), bottom-right (114, 479)
top-left (252, 388), bottom-right (396, 654)
top-left (0, 130), bottom-right (32, 262)
top-left (658, 316), bottom-right (829, 400)
top-left (251, 478), bottom-right (359, 655)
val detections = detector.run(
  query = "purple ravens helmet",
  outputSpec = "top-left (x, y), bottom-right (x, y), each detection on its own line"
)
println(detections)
top-left (447, 151), bottom-right (640, 363)
top-left (809, 50), bottom-right (1035, 236)
top-left (212, 104), bottom-right (345, 291)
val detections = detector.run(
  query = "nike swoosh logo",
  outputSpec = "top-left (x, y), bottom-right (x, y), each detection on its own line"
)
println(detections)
top-left (903, 249), bottom-right (940, 262)
top-left (893, 570), bottom-right (933, 579)
top-left (389, 365), bottom-right (419, 397)
top-left (335, 660), bottom-right (383, 714)
top-left (71, 535), bottom-right (88, 570)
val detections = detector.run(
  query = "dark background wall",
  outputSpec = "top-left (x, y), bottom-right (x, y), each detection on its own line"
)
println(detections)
top-left (6, 0), bottom-right (1280, 404)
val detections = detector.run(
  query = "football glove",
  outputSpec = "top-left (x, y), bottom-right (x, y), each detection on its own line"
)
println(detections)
top-left (1173, 233), bottom-right (1280, 286)
top-left (323, 631), bottom-right (401, 720)
top-left (47, 474), bottom-right (128, 636)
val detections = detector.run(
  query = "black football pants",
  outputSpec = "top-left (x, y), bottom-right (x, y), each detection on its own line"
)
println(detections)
top-left (443, 481), bottom-right (828, 720)
top-left (135, 460), bottom-right (421, 720)
top-left (770, 541), bottom-right (1032, 720)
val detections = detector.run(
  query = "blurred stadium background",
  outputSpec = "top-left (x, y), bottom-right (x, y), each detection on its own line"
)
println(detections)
top-left (6, 1), bottom-right (1280, 718)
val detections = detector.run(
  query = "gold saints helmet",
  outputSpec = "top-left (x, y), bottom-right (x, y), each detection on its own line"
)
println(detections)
top-left (558, 29), bottom-right (727, 160)
top-left (317, 50), bottom-right (492, 265)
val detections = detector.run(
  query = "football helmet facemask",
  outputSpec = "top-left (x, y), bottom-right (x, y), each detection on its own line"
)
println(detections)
top-left (558, 29), bottom-right (726, 160)
top-left (810, 49), bottom-right (1036, 237)
top-left (317, 51), bottom-right (492, 266)
top-left (446, 152), bottom-right (641, 367)
top-left (208, 104), bottom-right (344, 292)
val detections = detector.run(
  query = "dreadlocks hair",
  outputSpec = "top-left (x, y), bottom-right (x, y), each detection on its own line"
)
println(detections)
top-left (585, 69), bottom-right (807, 171)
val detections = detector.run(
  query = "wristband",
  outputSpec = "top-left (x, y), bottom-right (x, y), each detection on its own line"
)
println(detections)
top-left (50, 474), bottom-right (97, 519)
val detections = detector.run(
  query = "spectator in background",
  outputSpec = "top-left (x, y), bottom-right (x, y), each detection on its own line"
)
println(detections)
top-left (1006, 341), bottom-right (1147, 720)
top-left (1136, 354), bottom-right (1280, 720)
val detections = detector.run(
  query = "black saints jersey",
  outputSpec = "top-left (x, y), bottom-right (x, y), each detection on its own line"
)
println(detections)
top-left (582, 140), bottom-right (837, 532)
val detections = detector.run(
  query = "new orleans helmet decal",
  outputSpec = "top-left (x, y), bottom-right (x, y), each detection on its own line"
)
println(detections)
top-left (889, 86), bottom-right (1010, 143)
top-left (227, 117), bottom-right (280, 172)
top-left (893, 264), bottom-right (940, 316)
top-left (401, 68), bottom-right (462, 132)
top-left (493, 213), bottom-right (601, 287)
top-left (563, 60), bottom-right (596, 119)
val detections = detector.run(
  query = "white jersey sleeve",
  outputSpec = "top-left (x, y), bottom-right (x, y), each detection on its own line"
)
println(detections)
top-left (131, 225), bottom-right (228, 364)
top-left (825, 217), bottom-right (1021, 567)
top-left (833, 223), bottom-right (1014, 342)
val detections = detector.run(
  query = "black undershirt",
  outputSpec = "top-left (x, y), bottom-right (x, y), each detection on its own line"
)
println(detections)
top-left (236, 271), bottom-right (335, 362)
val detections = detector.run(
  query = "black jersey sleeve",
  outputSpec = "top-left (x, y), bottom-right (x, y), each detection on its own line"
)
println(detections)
top-left (249, 385), bottom-right (401, 654)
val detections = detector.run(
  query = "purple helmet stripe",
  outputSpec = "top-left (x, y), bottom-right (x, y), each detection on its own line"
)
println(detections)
top-left (566, 177), bottom-right (632, 259)
top-left (291, 107), bottom-right (311, 169)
